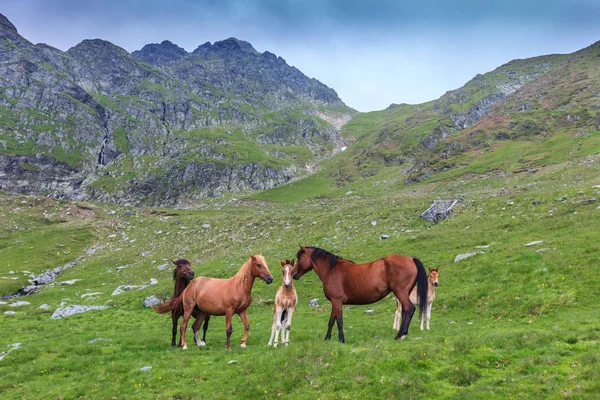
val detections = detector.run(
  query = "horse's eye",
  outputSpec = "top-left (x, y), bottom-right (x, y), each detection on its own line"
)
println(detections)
top-left (257, 264), bottom-right (262, 268)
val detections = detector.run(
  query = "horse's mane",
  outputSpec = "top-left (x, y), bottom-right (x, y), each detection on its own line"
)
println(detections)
top-left (297, 247), bottom-right (354, 269)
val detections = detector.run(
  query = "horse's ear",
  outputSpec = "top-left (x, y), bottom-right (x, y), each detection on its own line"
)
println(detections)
top-left (172, 260), bottom-right (178, 265)
top-left (250, 254), bottom-right (256, 260)
top-left (280, 259), bottom-right (285, 267)
top-left (291, 258), bottom-right (295, 266)
top-left (298, 244), bottom-right (303, 249)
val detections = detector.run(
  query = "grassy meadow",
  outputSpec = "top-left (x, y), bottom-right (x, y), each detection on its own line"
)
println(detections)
top-left (1, 151), bottom-right (600, 399)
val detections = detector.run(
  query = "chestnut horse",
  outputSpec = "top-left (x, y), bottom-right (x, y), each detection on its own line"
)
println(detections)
top-left (170, 259), bottom-right (210, 347)
top-left (393, 267), bottom-right (439, 331)
top-left (155, 254), bottom-right (273, 350)
top-left (268, 259), bottom-right (298, 348)
top-left (294, 246), bottom-right (428, 342)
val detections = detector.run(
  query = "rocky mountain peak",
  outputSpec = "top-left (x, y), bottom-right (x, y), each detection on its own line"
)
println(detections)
top-left (132, 40), bottom-right (188, 65)
top-left (0, 13), bottom-right (18, 34)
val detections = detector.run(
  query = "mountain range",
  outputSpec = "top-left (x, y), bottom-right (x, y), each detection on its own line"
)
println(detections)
top-left (1, 12), bottom-right (599, 206)
top-left (0, 13), bottom-right (353, 206)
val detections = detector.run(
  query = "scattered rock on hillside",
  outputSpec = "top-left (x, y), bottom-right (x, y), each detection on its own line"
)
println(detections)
top-left (38, 304), bottom-right (52, 310)
top-left (112, 279), bottom-right (158, 295)
top-left (8, 301), bottom-right (30, 307)
top-left (156, 263), bottom-right (169, 271)
top-left (4, 311), bottom-right (16, 315)
top-left (308, 298), bottom-right (319, 307)
top-left (140, 366), bottom-right (152, 372)
top-left (89, 338), bottom-right (112, 344)
top-left (525, 240), bottom-right (544, 247)
top-left (421, 199), bottom-right (462, 222)
top-left (380, 235), bottom-right (390, 240)
top-left (143, 295), bottom-right (163, 308)
top-left (51, 305), bottom-right (110, 320)
top-left (454, 252), bottom-right (483, 263)
top-left (0, 343), bottom-right (22, 361)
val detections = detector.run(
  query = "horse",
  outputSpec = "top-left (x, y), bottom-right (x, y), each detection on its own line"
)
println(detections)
top-left (268, 259), bottom-right (298, 348)
top-left (155, 254), bottom-right (273, 350)
top-left (169, 259), bottom-right (210, 347)
top-left (394, 267), bottom-right (439, 331)
top-left (294, 246), bottom-right (428, 342)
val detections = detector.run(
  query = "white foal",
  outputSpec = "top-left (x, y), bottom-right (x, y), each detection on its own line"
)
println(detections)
top-left (268, 259), bottom-right (298, 348)
top-left (394, 267), bottom-right (439, 331)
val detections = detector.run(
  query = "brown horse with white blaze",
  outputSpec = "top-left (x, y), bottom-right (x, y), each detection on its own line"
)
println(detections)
top-left (294, 246), bottom-right (428, 342)
top-left (155, 254), bottom-right (273, 350)
top-left (170, 259), bottom-right (210, 347)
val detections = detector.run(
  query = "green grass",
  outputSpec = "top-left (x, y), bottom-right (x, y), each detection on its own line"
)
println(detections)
top-left (1, 149), bottom-right (599, 398)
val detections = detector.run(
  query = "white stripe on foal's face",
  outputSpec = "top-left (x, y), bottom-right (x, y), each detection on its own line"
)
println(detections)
top-left (284, 266), bottom-right (291, 286)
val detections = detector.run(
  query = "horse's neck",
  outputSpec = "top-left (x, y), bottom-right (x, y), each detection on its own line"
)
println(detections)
top-left (311, 258), bottom-right (332, 283)
top-left (174, 278), bottom-right (188, 297)
top-left (233, 260), bottom-right (255, 293)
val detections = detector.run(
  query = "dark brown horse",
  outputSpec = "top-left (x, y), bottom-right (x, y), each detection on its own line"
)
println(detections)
top-left (155, 254), bottom-right (273, 350)
top-left (294, 246), bottom-right (428, 342)
top-left (169, 259), bottom-right (210, 347)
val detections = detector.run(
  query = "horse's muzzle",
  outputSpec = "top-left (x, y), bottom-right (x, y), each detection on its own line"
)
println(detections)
top-left (265, 275), bottom-right (273, 284)
top-left (293, 273), bottom-right (300, 280)
top-left (188, 272), bottom-right (195, 279)
top-left (434, 282), bottom-right (438, 287)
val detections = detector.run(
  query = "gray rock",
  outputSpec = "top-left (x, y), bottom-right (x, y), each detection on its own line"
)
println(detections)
top-left (308, 298), bottom-right (319, 307)
top-left (38, 304), bottom-right (52, 310)
top-left (156, 263), bottom-right (169, 271)
top-left (89, 338), bottom-right (112, 344)
top-left (143, 295), bottom-right (163, 308)
top-left (8, 301), bottom-right (30, 307)
top-left (454, 252), bottom-right (483, 263)
top-left (140, 366), bottom-right (152, 372)
top-left (525, 240), bottom-right (544, 247)
top-left (380, 235), bottom-right (389, 240)
top-left (4, 311), bottom-right (17, 315)
top-left (51, 305), bottom-right (110, 320)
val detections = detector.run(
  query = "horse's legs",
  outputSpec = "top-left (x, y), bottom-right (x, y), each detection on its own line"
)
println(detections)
top-left (393, 300), bottom-right (401, 331)
top-left (225, 310), bottom-right (233, 350)
top-left (284, 308), bottom-right (295, 345)
top-left (179, 304), bottom-right (194, 350)
top-left (171, 311), bottom-right (179, 347)
top-left (269, 307), bottom-right (283, 347)
top-left (425, 303), bottom-right (432, 330)
top-left (239, 309), bottom-right (250, 349)
top-left (192, 311), bottom-right (208, 346)
top-left (394, 291), bottom-right (416, 340)
top-left (331, 302), bottom-right (345, 343)
top-left (202, 315), bottom-right (210, 343)
top-left (325, 309), bottom-right (335, 340)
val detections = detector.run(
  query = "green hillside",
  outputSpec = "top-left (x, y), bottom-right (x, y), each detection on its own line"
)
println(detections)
top-left (1, 147), bottom-right (599, 398)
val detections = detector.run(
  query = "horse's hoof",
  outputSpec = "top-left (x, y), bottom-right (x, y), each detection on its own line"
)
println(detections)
top-left (182, 344), bottom-right (188, 350)
top-left (240, 344), bottom-right (246, 350)
top-left (395, 335), bottom-right (406, 341)
top-left (273, 343), bottom-right (278, 348)
top-left (197, 341), bottom-right (206, 347)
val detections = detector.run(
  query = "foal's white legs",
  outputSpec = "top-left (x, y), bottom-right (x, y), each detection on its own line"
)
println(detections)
top-left (425, 303), bottom-right (432, 330)
top-left (283, 308), bottom-right (294, 346)
top-left (268, 308), bottom-right (284, 347)
top-left (393, 300), bottom-right (401, 330)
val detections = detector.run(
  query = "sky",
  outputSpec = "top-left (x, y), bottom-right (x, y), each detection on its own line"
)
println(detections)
top-left (2, 0), bottom-right (600, 112)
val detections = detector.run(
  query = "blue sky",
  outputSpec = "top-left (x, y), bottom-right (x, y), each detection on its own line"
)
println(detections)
top-left (3, 0), bottom-right (599, 111)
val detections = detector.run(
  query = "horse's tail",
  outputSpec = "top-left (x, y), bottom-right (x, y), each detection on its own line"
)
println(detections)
top-left (153, 294), bottom-right (183, 314)
top-left (413, 257), bottom-right (428, 318)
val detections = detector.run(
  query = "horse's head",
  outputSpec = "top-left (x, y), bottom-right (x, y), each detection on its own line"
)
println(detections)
top-left (279, 259), bottom-right (297, 288)
top-left (172, 259), bottom-right (194, 282)
top-left (429, 267), bottom-right (439, 287)
top-left (249, 254), bottom-right (273, 284)
top-left (294, 245), bottom-right (313, 280)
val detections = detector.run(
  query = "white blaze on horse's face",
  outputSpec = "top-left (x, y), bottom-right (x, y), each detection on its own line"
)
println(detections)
top-left (284, 265), bottom-right (292, 287)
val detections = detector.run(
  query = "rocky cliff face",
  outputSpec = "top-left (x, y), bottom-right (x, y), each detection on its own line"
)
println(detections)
top-left (0, 13), bottom-right (353, 206)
